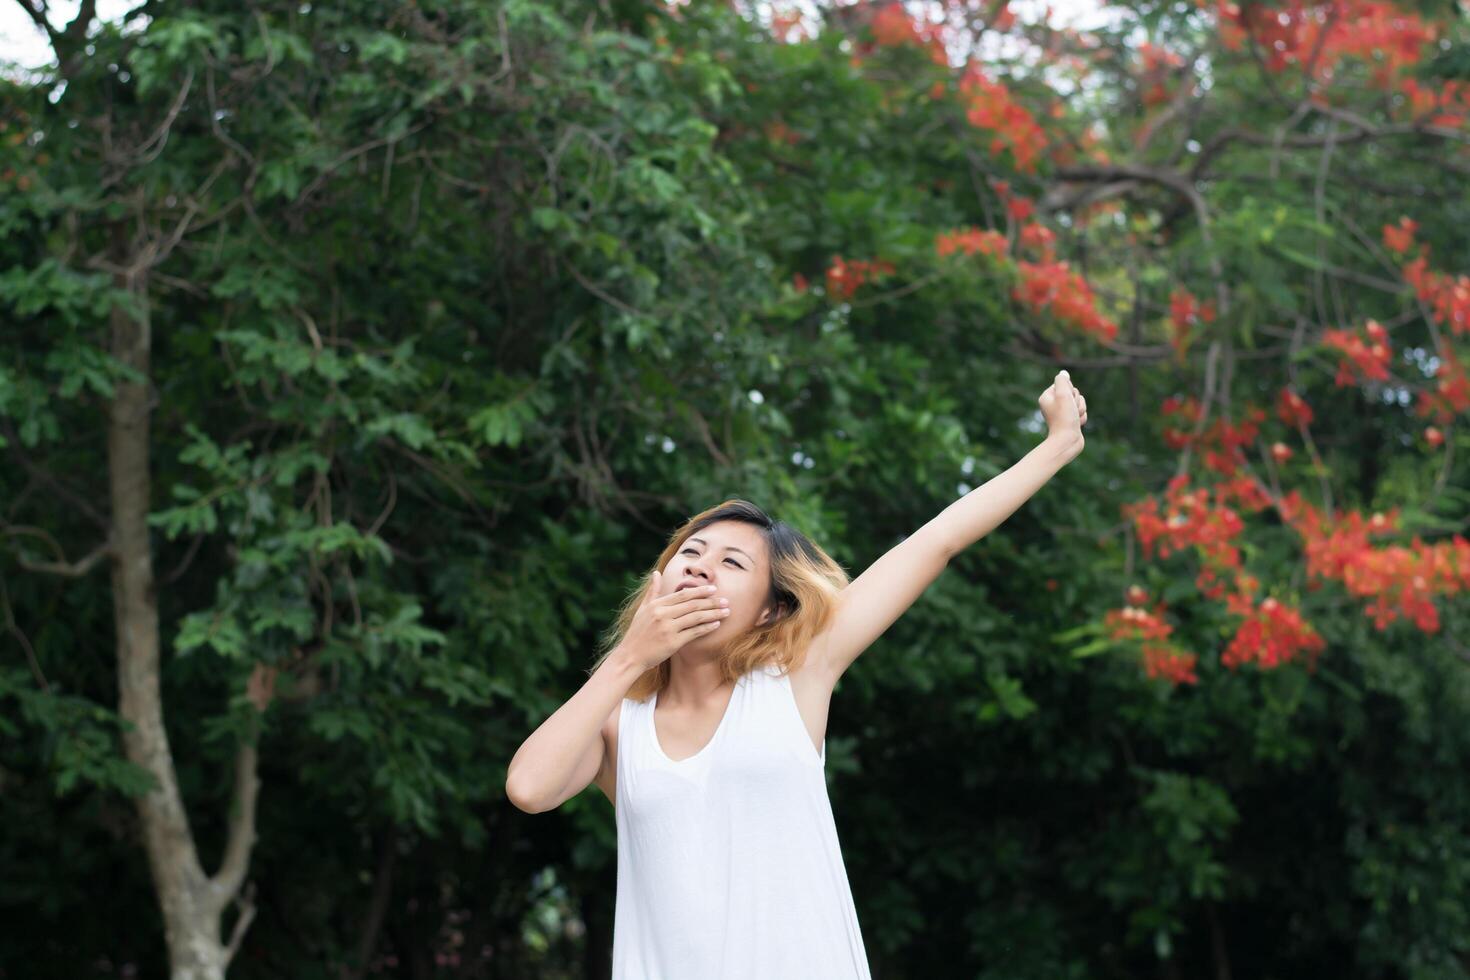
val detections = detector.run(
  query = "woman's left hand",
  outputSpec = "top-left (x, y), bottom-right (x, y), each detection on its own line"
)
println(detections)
top-left (1039, 369), bottom-right (1088, 447)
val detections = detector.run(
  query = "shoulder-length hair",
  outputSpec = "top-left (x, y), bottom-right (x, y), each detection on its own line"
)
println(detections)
top-left (589, 498), bottom-right (850, 702)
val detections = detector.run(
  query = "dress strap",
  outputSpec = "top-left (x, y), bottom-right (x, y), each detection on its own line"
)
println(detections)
top-left (750, 662), bottom-right (826, 765)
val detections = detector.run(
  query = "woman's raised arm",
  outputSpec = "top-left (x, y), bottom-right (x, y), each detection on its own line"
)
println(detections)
top-left (809, 370), bottom-right (1089, 685)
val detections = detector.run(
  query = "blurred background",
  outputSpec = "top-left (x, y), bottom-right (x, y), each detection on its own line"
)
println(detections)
top-left (2, 0), bottom-right (1468, 977)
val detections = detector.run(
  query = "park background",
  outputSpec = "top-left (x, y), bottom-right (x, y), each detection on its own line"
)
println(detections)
top-left (2, 0), bottom-right (1469, 977)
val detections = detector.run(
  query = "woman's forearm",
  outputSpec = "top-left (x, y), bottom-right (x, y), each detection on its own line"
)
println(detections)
top-left (923, 434), bottom-right (1083, 561)
top-left (505, 644), bottom-right (643, 813)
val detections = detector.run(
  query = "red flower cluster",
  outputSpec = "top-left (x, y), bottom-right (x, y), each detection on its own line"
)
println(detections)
top-left (1322, 319), bottom-right (1392, 387)
top-left (869, 2), bottom-right (949, 66)
top-left (1378, 216), bottom-right (1470, 425)
top-left (1012, 260), bottom-right (1118, 343)
top-left (1382, 216), bottom-right (1418, 253)
top-left (1167, 288), bottom-right (1216, 362)
top-left (1103, 599), bottom-right (1201, 687)
top-left (1402, 256), bottom-right (1470, 338)
top-left (1219, 595), bottom-right (1327, 671)
top-left (1215, 0), bottom-right (1435, 84)
top-left (1117, 475), bottom-right (1285, 684)
top-left (1018, 222), bottom-right (1057, 260)
top-left (1116, 467), bottom-right (1470, 687)
top-left (825, 254), bottom-right (895, 300)
top-left (1214, 473), bottom-right (1274, 513)
top-left (958, 64), bottom-right (1049, 172)
top-left (935, 227), bottom-right (1009, 259)
top-left (1105, 601), bottom-right (1176, 643)
top-left (1115, 257), bottom-right (1469, 683)
top-left (1275, 387), bottom-right (1315, 428)
top-left (1137, 42), bottom-right (1186, 107)
top-left (1158, 398), bottom-right (1266, 477)
top-left (1279, 493), bottom-right (1470, 633)
top-left (1398, 77), bottom-right (1470, 129)
top-left (1143, 644), bottom-right (1200, 685)
top-left (1169, 288), bottom-right (1216, 328)
top-left (991, 180), bottom-right (1036, 224)
top-left (1159, 394), bottom-right (1202, 443)
top-left (1412, 340), bottom-right (1470, 428)
top-left (1123, 475), bottom-right (1251, 575)
top-left (934, 181), bottom-right (1114, 343)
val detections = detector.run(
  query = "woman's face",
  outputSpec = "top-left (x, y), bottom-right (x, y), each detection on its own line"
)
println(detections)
top-left (661, 520), bottom-right (778, 648)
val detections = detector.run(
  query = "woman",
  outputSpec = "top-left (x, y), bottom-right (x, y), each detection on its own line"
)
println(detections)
top-left (507, 370), bottom-right (1089, 978)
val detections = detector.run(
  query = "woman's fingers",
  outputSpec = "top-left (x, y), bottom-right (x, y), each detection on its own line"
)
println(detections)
top-left (673, 599), bottom-right (726, 628)
top-left (666, 584), bottom-right (717, 606)
top-left (673, 605), bottom-right (726, 637)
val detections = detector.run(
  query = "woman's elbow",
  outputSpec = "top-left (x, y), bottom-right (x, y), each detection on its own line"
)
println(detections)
top-left (505, 770), bottom-right (550, 814)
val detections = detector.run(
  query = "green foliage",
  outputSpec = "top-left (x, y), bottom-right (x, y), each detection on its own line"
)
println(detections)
top-left (0, 0), bottom-right (1466, 976)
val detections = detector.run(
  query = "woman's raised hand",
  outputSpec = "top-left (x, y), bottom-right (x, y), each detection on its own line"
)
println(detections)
top-left (618, 570), bottom-right (731, 671)
top-left (1039, 368), bottom-right (1089, 449)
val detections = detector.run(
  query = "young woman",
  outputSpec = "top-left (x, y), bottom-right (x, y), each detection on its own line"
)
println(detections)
top-left (507, 370), bottom-right (1089, 978)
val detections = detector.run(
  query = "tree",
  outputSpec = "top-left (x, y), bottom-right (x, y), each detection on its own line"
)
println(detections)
top-left (1, 0), bottom-right (1466, 976)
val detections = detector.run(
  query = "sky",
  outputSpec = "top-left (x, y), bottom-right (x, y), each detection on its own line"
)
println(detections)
top-left (0, 0), bottom-right (136, 73)
top-left (0, 0), bottom-right (1114, 74)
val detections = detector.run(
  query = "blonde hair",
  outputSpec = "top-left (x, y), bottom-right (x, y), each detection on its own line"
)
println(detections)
top-left (589, 498), bottom-right (850, 702)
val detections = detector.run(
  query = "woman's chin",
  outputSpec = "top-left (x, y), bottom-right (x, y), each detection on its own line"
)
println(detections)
top-left (678, 632), bottom-right (728, 654)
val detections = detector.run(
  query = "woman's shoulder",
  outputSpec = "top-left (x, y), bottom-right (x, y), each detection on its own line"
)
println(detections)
top-left (748, 659), bottom-right (792, 681)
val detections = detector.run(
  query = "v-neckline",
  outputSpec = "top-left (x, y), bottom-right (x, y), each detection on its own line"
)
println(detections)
top-left (649, 675), bottom-right (742, 765)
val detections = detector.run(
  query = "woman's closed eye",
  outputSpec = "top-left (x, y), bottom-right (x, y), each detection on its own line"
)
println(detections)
top-left (680, 547), bottom-right (742, 569)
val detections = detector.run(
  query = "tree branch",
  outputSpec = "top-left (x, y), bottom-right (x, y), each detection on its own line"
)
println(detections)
top-left (221, 882), bottom-right (257, 969)
top-left (344, 831), bottom-right (398, 980)
top-left (6, 527), bottom-right (112, 577)
top-left (0, 574), bottom-right (50, 692)
top-left (1192, 115), bottom-right (1469, 183)
top-left (13, 0), bottom-right (60, 46)
top-left (208, 739), bottom-right (261, 914)
top-left (16, 0), bottom-right (98, 79)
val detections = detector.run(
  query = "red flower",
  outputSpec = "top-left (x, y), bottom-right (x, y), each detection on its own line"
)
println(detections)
top-left (1383, 216), bottom-right (1419, 254)
top-left (936, 227), bottom-right (1009, 259)
top-left (1275, 387), bottom-right (1314, 428)
top-left (825, 255), bottom-right (896, 300)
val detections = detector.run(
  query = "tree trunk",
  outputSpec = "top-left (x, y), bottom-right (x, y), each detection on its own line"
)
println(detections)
top-left (107, 223), bottom-right (259, 978)
top-left (343, 829), bottom-right (398, 979)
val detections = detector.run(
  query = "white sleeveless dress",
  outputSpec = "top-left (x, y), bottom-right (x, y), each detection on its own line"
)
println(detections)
top-left (612, 662), bottom-right (873, 979)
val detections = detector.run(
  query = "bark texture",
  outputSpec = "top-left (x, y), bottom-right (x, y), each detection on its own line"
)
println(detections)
top-left (108, 226), bottom-right (259, 979)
